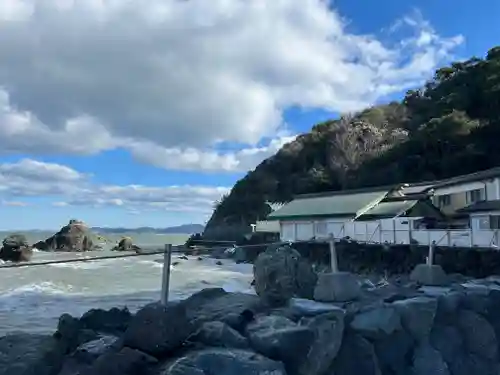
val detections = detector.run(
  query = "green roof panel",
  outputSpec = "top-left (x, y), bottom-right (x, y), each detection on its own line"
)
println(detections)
top-left (356, 200), bottom-right (418, 221)
top-left (268, 190), bottom-right (388, 220)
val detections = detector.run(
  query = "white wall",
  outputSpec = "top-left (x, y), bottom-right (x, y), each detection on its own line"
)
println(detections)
top-left (279, 217), bottom-right (500, 248)
top-left (434, 177), bottom-right (500, 200)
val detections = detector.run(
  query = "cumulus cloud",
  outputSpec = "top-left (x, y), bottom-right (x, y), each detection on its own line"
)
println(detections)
top-left (0, 1), bottom-right (463, 172)
top-left (0, 159), bottom-right (229, 213)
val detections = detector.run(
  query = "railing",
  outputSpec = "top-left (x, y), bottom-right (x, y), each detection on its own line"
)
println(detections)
top-left (284, 221), bottom-right (500, 249)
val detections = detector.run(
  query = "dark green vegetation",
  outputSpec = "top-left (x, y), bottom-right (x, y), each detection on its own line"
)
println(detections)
top-left (205, 46), bottom-right (500, 239)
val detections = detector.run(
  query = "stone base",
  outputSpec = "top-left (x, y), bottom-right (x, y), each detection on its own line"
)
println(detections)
top-left (314, 272), bottom-right (361, 302)
top-left (410, 264), bottom-right (449, 286)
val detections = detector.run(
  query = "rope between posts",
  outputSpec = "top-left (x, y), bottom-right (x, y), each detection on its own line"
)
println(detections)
top-left (0, 240), bottom-right (290, 270)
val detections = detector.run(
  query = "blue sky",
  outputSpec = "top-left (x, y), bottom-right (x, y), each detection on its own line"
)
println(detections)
top-left (0, 0), bottom-right (497, 230)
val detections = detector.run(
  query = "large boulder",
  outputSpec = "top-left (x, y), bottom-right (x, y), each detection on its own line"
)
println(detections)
top-left (332, 333), bottom-right (382, 375)
top-left (124, 301), bottom-right (194, 357)
top-left (245, 315), bottom-right (315, 372)
top-left (33, 219), bottom-right (98, 252)
top-left (0, 233), bottom-right (33, 262)
top-left (313, 272), bottom-right (361, 302)
top-left (111, 237), bottom-right (141, 252)
top-left (162, 348), bottom-right (287, 375)
top-left (253, 244), bottom-right (317, 306)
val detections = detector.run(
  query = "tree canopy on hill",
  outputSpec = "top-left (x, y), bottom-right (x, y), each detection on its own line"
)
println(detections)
top-left (204, 46), bottom-right (500, 240)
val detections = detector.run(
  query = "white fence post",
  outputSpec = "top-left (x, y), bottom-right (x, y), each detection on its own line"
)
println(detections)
top-left (427, 242), bottom-right (435, 266)
top-left (161, 243), bottom-right (172, 305)
top-left (329, 234), bottom-right (339, 273)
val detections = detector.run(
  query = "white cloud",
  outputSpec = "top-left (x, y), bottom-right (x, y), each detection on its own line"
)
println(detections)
top-left (1, 199), bottom-right (29, 207)
top-left (0, 1), bottom-right (463, 172)
top-left (0, 159), bottom-right (229, 213)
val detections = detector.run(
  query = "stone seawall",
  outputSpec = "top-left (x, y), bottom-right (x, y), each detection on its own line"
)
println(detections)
top-left (5, 280), bottom-right (500, 375)
top-left (291, 240), bottom-right (500, 278)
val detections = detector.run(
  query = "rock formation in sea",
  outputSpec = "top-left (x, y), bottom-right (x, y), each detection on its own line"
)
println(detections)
top-left (111, 237), bottom-right (141, 252)
top-left (34, 219), bottom-right (100, 252)
top-left (0, 233), bottom-right (33, 262)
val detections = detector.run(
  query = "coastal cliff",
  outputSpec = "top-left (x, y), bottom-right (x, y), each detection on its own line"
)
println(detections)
top-left (205, 46), bottom-right (500, 239)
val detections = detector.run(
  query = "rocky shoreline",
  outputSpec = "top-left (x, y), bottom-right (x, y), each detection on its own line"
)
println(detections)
top-left (3, 244), bottom-right (500, 375)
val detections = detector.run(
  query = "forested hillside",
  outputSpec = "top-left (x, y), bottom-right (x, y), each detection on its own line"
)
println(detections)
top-left (204, 46), bottom-right (500, 239)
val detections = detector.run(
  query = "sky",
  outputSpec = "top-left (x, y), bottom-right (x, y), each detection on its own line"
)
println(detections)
top-left (0, 0), bottom-right (498, 230)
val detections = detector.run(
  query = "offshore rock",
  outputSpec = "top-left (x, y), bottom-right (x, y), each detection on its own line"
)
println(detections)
top-left (0, 233), bottom-right (33, 262)
top-left (34, 219), bottom-right (98, 252)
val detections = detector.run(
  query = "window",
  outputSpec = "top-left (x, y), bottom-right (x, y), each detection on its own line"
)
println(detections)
top-left (437, 194), bottom-right (451, 207)
top-left (476, 215), bottom-right (490, 230)
top-left (490, 215), bottom-right (500, 229)
top-left (466, 189), bottom-right (483, 204)
top-left (314, 221), bottom-right (327, 235)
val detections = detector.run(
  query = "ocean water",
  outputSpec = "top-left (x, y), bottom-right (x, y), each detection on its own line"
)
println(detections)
top-left (0, 232), bottom-right (254, 336)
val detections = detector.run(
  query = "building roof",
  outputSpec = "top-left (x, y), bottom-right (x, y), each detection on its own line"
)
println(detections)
top-left (456, 200), bottom-right (500, 214)
top-left (399, 183), bottom-right (435, 195)
top-left (432, 167), bottom-right (500, 190)
top-left (356, 200), bottom-right (419, 221)
top-left (268, 189), bottom-right (389, 221)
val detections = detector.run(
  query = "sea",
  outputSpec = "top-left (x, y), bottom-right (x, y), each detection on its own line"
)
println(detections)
top-left (0, 231), bottom-right (254, 336)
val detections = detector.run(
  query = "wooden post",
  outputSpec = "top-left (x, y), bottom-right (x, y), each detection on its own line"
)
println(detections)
top-left (329, 235), bottom-right (339, 273)
top-left (161, 244), bottom-right (172, 305)
top-left (427, 241), bottom-right (435, 266)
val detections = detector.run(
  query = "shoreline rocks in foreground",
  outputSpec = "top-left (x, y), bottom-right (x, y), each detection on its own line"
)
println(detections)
top-left (4, 279), bottom-right (500, 375)
top-left (4, 242), bottom-right (500, 375)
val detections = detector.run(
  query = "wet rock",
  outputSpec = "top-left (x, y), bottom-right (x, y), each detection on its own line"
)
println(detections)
top-left (215, 261), bottom-right (223, 265)
top-left (456, 309), bottom-right (498, 361)
top-left (253, 244), bottom-right (317, 306)
top-left (297, 310), bottom-right (345, 375)
top-left (80, 307), bottom-right (131, 334)
top-left (34, 220), bottom-right (98, 252)
top-left (245, 315), bottom-right (315, 372)
top-left (190, 321), bottom-right (249, 349)
top-left (392, 296), bottom-right (437, 342)
top-left (332, 333), bottom-right (382, 375)
top-left (111, 237), bottom-right (141, 252)
top-left (161, 348), bottom-right (286, 375)
top-left (0, 233), bottom-right (33, 262)
top-left (313, 272), bottom-right (361, 302)
top-left (87, 346), bottom-right (157, 375)
top-left (124, 302), bottom-right (193, 357)
top-left (350, 306), bottom-right (402, 340)
top-left (412, 343), bottom-right (450, 375)
top-left (179, 255), bottom-right (189, 260)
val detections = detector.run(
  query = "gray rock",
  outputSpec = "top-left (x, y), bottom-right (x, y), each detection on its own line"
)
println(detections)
top-left (87, 346), bottom-right (157, 375)
top-left (313, 272), bottom-right (361, 302)
top-left (191, 321), bottom-right (250, 349)
top-left (373, 330), bottom-right (414, 375)
top-left (33, 220), bottom-right (98, 252)
top-left (350, 306), bottom-right (402, 340)
top-left (245, 315), bottom-right (315, 372)
top-left (297, 310), bottom-right (345, 375)
top-left (183, 289), bottom-right (263, 329)
top-left (430, 324), bottom-right (464, 365)
top-left (410, 264), bottom-right (449, 286)
top-left (124, 301), bottom-right (193, 356)
top-left (435, 291), bottom-right (463, 322)
top-left (457, 309), bottom-right (498, 361)
top-left (392, 296), bottom-right (437, 342)
top-left (0, 234), bottom-right (33, 262)
top-left (253, 244), bottom-right (317, 306)
top-left (0, 333), bottom-right (66, 375)
top-left (73, 334), bottom-right (120, 362)
top-left (332, 333), bottom-right (381, 375)
top-left (160, 348), bottom-right (287, 375)
top-left (79, 307), bottom-right (131, 334)
top-left (412, 343), bottom-right (450, 375)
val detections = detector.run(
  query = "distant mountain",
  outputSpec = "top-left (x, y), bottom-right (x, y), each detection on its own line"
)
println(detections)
top-left (92, 224), bottom-right (204, 234)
